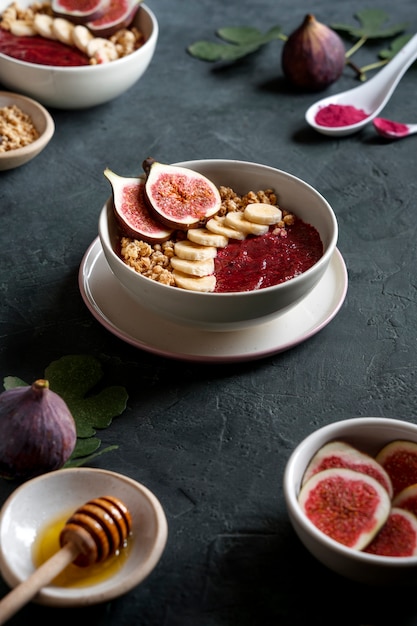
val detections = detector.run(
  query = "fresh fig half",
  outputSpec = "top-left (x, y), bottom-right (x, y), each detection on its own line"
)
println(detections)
top-left (376, 440), bottom-right (417, 498)
top-left (393, 484), bottom-right (417, 517)
top-left (104, 168), bottom-right (174, 243)
top-left (298, 467), bottom-right (391, 550)
top-left (87, 0), bottom-right (142, 38)
top-left (302, 440), bottom-right (393, 498)
top-left (142, 158), bottom-right (222, 230)
top-left (363, 508), bottom-right (417, 557)
top-left (51, 0), bottom-right (109, 24)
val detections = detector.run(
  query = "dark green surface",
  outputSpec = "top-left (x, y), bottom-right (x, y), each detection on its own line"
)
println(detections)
top-left (1, 0), bottom-right (417, 624)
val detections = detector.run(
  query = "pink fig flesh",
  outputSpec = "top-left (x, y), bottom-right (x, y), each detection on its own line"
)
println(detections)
top-left (392, 483), bottom-right (417, 517)
top-left (51, 0), bottom-right (109, 24)
top-left (376, 440), bottom-right (417, 497)
top-left (87, 0), bottom-right (141, 38)
top-left (302, 440), bottom-right (393, 497)
top-left (143, 158), bottom-right (222, 230)
top-left (363, 508), bottom-right (417, 557)
top-left (298, 467), bottom-right (391, 550)
top-left (104, 168), bottom-right (174, 243)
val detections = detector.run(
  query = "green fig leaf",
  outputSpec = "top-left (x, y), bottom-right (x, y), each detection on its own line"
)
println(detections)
top-left (71, 436), bottom-right (102, 458)
top-left (217, 25), bottom-right (284, 45)
top-left (3, 376), bottom-right (27, 389)
top-left (45, 355), bottom-right (128, 437)
top-left (187, 40), bottom-right (262, 62)
top-left (64, 445), bottom-right (119, 468)
top-left (331, 9), bottom-right (407, 39)
top-left (187, 24), bottom-right (284, 62)
top-left (378, 34), bottom-right (412, 60)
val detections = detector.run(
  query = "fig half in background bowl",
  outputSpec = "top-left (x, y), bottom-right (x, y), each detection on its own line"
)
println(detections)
top-left (0, 0), bottom-right (158, 109)
top-left (98, 159), bottom-right (338, 331)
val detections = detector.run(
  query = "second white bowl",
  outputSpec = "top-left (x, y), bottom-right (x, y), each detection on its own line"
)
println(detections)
top-left (0, 1), bottom-right (158, 109)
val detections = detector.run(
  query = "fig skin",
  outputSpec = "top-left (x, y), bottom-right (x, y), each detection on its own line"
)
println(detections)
top-left (104, 168), bottom-right (174, 243)
top-left (281, 14), bottom-right (346, 91)
top-left (0, 379), bottom-right (77, 480)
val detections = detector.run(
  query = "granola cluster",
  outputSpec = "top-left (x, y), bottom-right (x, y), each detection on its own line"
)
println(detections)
top-left (0, 104), bottom-right (39, 152)
top-left (120, 185), bottom-right (295, 287)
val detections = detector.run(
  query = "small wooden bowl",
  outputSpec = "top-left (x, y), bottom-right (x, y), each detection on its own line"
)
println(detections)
top-left (0, 91), bottom-right (55, 171)
top-left (0, 468), bottom-right (168, 606)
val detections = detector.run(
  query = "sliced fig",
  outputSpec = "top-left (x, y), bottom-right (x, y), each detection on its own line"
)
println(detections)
top-left (376, 440), bottom-right (417, 498)
top-left (363, 508), bottom-right (417, 557)
top-left (87, 0), bottom-right (142, 38)
top-left (104, 168), bottom-right (174, 243)
top-left (302, 440), bottom-right (393, 498)
top-left (51, 0), bottom-right (109, 24)
top-left (392, 483), bottom-right (417, 517)
top-left (298, 467), bottom-right (391, 550)
top-left (142, 158), bottom-right (222, 230)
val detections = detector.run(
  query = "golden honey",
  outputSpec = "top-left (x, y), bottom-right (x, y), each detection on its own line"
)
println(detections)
top-left (32, 511), bottom-right (132, 588)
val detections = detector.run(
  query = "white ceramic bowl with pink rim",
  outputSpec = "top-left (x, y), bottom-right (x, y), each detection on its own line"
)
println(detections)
top-left (0, 0), bottom-right (158, 109)
top-left (284, 417), bottom-right (417, 585)
top-left (98, 159), bottom-right (338, 331)
top-left (0, 467), bottom-right (168, 607)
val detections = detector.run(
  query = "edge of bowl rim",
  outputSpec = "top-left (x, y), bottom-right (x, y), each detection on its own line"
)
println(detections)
top-left (0, 91), bottom-right (55, 158)
top-left (283, 416), bottom-right (417, 566)
top-left (100, 157), bottom-right (339, 298)
top-left (0, 2), bottom-right (158, 72)
top-left (0, 466), bottom-right (169, 604)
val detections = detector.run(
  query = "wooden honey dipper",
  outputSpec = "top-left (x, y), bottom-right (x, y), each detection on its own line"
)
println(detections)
top-left (0, 495), bottom-right (132, 625)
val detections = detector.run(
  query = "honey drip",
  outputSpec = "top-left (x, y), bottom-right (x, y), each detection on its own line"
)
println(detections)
top-left (32, 511), bottom-right (132, 588)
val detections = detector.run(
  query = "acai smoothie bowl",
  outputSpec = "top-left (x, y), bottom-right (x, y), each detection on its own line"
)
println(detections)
top-left (99, 158), bottom-right (338, 331)
top-left (0, 0), bottom-right (158, 108)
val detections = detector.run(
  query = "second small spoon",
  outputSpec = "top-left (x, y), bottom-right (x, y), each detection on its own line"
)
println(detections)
top-left (373, 117), bottom-right (417, 140)
top-left (305, 33), bottom-right (417, 137)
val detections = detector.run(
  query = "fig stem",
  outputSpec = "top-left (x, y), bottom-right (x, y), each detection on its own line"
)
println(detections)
top-left (32, 379), bottom-right (49, 390)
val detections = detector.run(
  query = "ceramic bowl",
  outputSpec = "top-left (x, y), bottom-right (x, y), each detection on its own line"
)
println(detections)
top-left (0, 91), bottom-right (55, 170)
top-left (0, 467), bottom-right (168, 606)
top-left (284, 417), bottom-right (417, 585)
top-left (98, 158), bottom-right (338, 331)
top-left (0, 1), bottom-right (158, 109)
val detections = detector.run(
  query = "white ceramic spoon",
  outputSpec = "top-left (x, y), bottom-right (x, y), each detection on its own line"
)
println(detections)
top-left (372, 117), bottom-right (417, 139)
top-left (305, 33), bottom-right (417, 137)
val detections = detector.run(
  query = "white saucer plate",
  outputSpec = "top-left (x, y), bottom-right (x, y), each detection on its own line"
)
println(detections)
top-left (79, 238), bottom-right (348, 363)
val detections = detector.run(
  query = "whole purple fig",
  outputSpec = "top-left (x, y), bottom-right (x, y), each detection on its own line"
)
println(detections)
top-left (282, 14), bottom-right (346, 91)
top-left (0, 379), bottom-right (77, 480)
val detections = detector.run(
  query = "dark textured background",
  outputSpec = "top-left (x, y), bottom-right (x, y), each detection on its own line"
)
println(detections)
top-left (1, 0), bottom-right (417, 624)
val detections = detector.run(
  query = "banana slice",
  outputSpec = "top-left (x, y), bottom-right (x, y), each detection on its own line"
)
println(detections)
top-left (9, 20), bottom-right (36, 36)
top-left (52, 17), bottom-right (75, 45)
top-left (170, 256), bottom-right (214, 277)
top-left (72, 24), bottom-right (94, 53)
top-left (187, 228), bottom-right (228, 248)
top-left (174, 240), bottom-right (217, 261)
top-left (87, 38), bottom-right (119, 62)
top-left (173, 271), bottom-right (216, 292)
top-left (33, 14), bottom-right (57, 39)
top-left (225, 212), bottom-right (269, 236)
top-left (206, 216), bottom-right (246, 240)
top-left (244, 203), bottom-right (283, 225)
